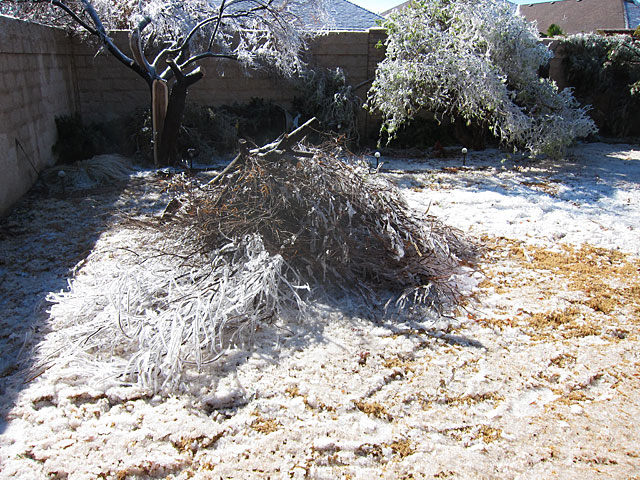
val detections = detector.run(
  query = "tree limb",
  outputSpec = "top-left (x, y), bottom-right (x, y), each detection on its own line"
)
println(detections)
top-left (207, 139), bottom-right (249, 186)
top-left (129, 15), bottom-right (157, 79)
top-left (50, 0), bottom-right (98, 35)
top-left (78, 0), bottom-right (154, 85)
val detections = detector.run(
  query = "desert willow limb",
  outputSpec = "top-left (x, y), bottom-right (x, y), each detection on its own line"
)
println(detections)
top-left (207, 117), bottom-right (318, 187)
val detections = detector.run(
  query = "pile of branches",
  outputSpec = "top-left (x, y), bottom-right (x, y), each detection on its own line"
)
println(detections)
top-left (45, 119), bottom-right (477, 393)
top-left (179, 125), bottom-right (474, 312)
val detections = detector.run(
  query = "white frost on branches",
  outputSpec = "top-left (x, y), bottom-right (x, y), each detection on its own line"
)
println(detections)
top-left (2, 0), bottom-right (329, 78)
top-left (367, 0), bottom-right (597, 157)
top-left (45, 233), bottom-right (307, 393)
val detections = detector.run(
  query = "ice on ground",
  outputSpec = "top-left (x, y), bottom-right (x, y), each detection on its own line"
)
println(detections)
top-left (1, 142), bottom-right (639, 479)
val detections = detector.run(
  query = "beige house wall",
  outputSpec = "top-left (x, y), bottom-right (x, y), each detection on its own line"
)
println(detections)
top-left (519, 0), bottom-right (626, 35)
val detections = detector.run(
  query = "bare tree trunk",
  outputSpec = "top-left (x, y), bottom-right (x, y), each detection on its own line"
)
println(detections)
top-left (156, 82), bottom-right (186, 166)
top-left (152, 80), bottom-right (169, 166)
top-left (156, 69), bottom-right (204, 166)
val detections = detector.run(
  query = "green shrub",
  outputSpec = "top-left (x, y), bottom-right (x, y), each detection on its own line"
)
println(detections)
top-left (52, 114), bottom-right (121, 164)
top-left (546, 24), bottom-right (564, 37)
top-left (559, 33), bottom-right (640, 137)
top-left (381, 114), bottom-right (458, 150)
top-left (126, 99), bottom-right (288, 162)
top-left (54, 99), bottom-right (291, 165)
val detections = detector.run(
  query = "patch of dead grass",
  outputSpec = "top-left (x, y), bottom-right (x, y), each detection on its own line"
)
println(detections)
top-left (250, 415), bottom-right (280, 435)
top-left (550, 353), bottom-right (577, 368)
top-left (444, 391), bottom-right (504, 407)
top-left (285, 385), bottom-right (336, 413)
top-left (520, 180), bottom-right (560, 196)
top-left (171, 432), bottom-right (224, 454)
top-left (383, 357), bottom-right (416, 374)
top-left (354, 400), bottom-right (393, 421)
top-left (438, 424), bottom-right (503, 444)
top-left (477, 237), bottom-right (640, 338)
top-left (529, 308), bottom-right (602, 338)
top-left (477, 425), bottom-right (503, 443)
top-left (555, 390), bottom-right (591, 405)
top-left (387, 439), bottom-right (415, 458)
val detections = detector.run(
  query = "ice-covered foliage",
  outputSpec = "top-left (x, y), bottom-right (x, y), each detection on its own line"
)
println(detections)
top-left (46, 233), bottom-right (306, 392)
top-left (43, 145), bottom-right (477, 393)
top-left (2, 0), bottom-right (328, 78)
top-left (367, 0), bottom-right (597, 157)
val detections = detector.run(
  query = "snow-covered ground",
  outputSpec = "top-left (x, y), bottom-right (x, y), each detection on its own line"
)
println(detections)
top-left (1, 143), bottom-right (639, 479)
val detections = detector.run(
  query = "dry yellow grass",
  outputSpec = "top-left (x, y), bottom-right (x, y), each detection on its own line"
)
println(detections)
top-left (250, 415), bottom-right (280, 434)
top-left (354, 401), bottom-right (393, 421)
top-left (386, 439), bottom-right (415, 458)
top-left (476, 236), bottom-right (640, 339)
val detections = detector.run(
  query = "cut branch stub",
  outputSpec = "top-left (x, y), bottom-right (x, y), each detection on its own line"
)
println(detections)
top-left (253, 117), bottom-right (318, 156)
top-left (207, 139), bottom-right (249, 187)
top-left (208, 117), bottom-right (318, 186)
top-left (152, 79), bottom-right (169, 166)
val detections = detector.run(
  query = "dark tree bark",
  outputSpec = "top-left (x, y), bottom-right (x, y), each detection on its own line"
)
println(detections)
top-left (157, 82), bottom-right (187, 166)
top-left (156, 65), bottom-right (204, 166)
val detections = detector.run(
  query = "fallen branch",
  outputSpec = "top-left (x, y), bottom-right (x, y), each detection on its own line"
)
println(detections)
top-left (45, 131), bottom-right (478, 394)
top-left (209, 117), bottom-right (319, 186)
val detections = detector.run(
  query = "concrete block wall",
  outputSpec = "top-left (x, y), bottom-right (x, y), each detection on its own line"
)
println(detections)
top-left (188, 30), bottom-right (385, 112)
top-left (71, 30), bottom-right (386, 122)
top-left (547, 41), bottom-right (569, 91)
top-left (71, 32), bottom-right (150, 122)
top-left (0, 17), bottom-right (387, 216)
top-left (0, 15), bottom-right (80, 216)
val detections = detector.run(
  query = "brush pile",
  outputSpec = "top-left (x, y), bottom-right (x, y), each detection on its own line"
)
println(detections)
top-left (45, 120), bottom-right (478, 393)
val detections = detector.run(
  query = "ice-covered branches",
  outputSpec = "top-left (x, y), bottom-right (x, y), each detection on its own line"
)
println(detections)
top-left (2, 0), bottom-right (327, 164)
top-left (44, 142), bottom-right (477, 393)
top-left (367, 0), bottom-right (597, 157)
top-left (2, 0), bottom-right (326, 80)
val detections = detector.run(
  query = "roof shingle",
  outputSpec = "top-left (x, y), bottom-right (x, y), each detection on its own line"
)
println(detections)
top-left (292, 0), bottom-right (383, 31)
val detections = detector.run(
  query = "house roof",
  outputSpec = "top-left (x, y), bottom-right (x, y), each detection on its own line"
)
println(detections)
top-left (323, 0), bottom-right (384, 30)
top-left (381, 1), bottom-right (412, 16)
top-left (517, 0), bottom-right (639, 34)
top-left (626, 0), bottom-right (640, 28)
top-left (292, 0), bottom-right (383, 31)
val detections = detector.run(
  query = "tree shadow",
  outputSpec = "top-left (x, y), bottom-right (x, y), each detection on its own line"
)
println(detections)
top-left (0, 169), bottom-right (166, 434)
top-left (0, 156), bottom-right (491, 429)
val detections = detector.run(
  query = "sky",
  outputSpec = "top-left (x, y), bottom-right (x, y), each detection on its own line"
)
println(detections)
top-left (348, 0), bottom-right (549, 14)
top-left (348, 0), bottom-right (404, 14)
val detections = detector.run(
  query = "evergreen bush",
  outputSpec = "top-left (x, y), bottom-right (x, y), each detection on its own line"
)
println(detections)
top-left (559, 33), bottom-right (640, 137)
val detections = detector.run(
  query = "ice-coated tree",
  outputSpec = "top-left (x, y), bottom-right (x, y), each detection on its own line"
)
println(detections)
top-left (367, 0), bottom-right (597, 157)
top-left (1, 0), bottom-right (327, 165)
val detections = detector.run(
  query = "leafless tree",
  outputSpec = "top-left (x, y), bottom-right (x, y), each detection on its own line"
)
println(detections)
top-left (2, 0), bottom-right (328, 165)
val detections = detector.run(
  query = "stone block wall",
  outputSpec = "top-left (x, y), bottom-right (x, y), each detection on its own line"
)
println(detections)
top-left (0, 15), bottom-right (79, 216)
top-left (187, 29), bottom-right (385, 112)
top-left (0, 16), bottom-right (387, 216)
top-left (70, 31), bottom-right (150, 123)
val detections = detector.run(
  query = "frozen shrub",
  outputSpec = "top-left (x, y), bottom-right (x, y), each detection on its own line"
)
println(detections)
top-left (367, 0), bottom-right (597, 157)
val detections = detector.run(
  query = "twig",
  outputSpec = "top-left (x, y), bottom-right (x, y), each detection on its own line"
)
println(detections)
top-left (207, 139), bottom-right (249, 186)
